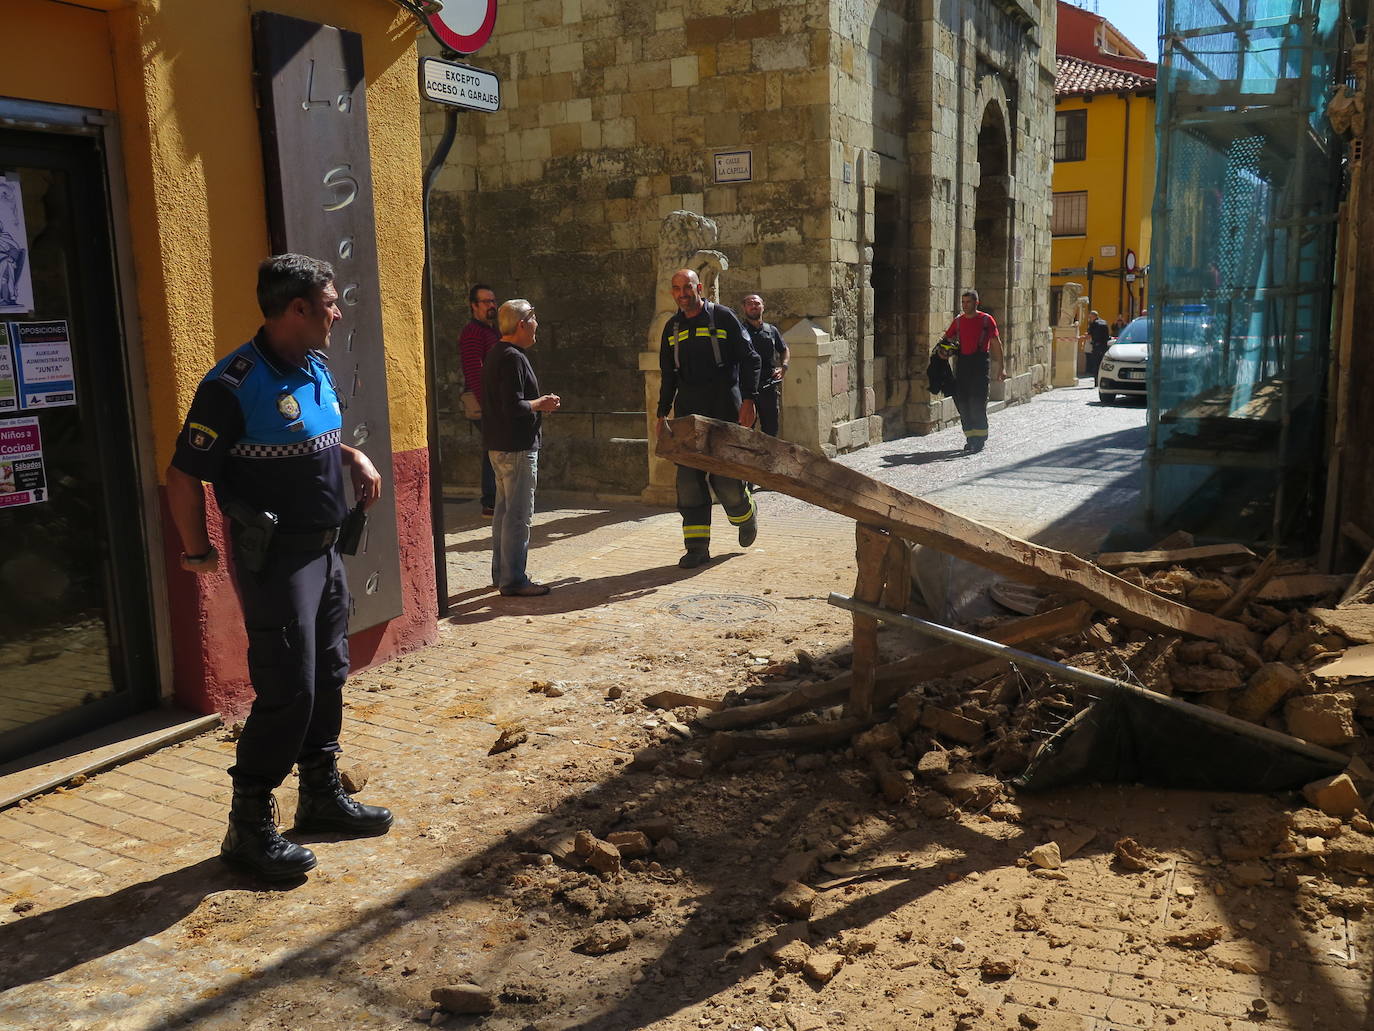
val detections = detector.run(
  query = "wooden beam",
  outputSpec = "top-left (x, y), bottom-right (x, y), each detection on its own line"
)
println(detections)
top-left (703, 719), bottom-right (865, 763)
top-left (657, 418), bottom-right (1247, 643)
top-left (1096, 543), bottom-right (1256, 571)
top-left (1339, 547), bottom-right (1374, 606)
top-left (849, 524), bottom-right (889, 720)
top-left (698, 602), bottom-right (1095, 732)
top-left (1215, 550), bottom-right (1278, 619)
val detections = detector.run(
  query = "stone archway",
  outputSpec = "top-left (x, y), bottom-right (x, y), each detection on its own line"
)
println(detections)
top-left (973, 100), bottom-right (1012, 327)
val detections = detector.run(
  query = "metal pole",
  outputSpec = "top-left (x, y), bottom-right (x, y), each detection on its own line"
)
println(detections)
top-left (422, 97), bottom-right (460, 617)
top-left (827, 592), bottom-right (1351, 767)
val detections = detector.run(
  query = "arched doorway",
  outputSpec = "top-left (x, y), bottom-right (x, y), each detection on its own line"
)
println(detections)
top-left (973, 103), bottom-right (1011, 326)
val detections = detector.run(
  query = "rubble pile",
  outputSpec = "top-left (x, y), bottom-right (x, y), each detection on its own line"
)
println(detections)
top-left (667, 542), bottom-right (1374, 822)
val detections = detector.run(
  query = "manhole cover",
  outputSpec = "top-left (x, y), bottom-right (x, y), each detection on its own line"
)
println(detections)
top-left (662, 593), bottom-right (778, 624)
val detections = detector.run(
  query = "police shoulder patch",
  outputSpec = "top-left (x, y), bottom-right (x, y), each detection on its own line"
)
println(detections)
top-left (188, 422), bottom-right (219, 451)
top-left (219, 353), bottom-right (255, 389)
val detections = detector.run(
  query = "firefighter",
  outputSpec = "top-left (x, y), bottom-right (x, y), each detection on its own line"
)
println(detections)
top-left (655, 268), bottom-right (762, 568)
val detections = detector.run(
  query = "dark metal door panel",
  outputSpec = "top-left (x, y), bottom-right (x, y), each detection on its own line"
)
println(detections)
top-left (252, 11), bottom-right (403, 633)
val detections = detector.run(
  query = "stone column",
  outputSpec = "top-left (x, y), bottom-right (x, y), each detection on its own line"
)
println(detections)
top-left (779, 318), bottom-right (835, 455)
top-left (1051, 280), bottom-right (1085, 387)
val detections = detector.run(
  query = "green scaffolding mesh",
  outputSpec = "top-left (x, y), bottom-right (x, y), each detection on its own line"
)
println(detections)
top-left (1146, 0), bottom-right (1342, 543)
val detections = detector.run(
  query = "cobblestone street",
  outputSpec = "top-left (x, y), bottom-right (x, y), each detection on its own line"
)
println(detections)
top-left (3, 385), bottom-right (1370, 1031)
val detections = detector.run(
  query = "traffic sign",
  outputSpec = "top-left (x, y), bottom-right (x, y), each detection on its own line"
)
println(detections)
top-left (420, 56), bottom-right (501, 112)
top-left (424, 0), bottom-right (498, 55)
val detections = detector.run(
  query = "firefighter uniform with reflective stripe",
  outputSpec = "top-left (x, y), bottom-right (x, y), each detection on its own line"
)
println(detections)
top-left (657, 301), bottom-right (762, 555)
top-left (171, 333), bottom-right (351, 792)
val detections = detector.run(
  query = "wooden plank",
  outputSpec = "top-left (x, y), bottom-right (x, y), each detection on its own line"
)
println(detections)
top-left (698, 602), bottom-right (1095, 731)
top-left (1096, 543), bottom-right (1257, 571)
top-left (1342, 521), bottom-right (1374, 554)
top-left (1339, 546), bottom-right (1374, 606)
top-left (849, 524), bottom-right (888, 720)
top-left (703, 719), bottom-right (866, 763)
top-left (641, 691), bottom-right (724, 712)
top-left (657, 417), bottom-right (1247, 643)
top-left (1215, 550), bottom-right (1278, 619)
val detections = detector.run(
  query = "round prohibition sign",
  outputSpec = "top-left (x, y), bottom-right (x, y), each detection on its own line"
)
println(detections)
top-left (425, 0), bottom-right (498, 55)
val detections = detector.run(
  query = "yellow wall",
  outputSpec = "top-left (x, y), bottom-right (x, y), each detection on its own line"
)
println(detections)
top-left (96, 0), bottom-right (429, 462)
top-left (2, 0), bottom-right (119, 111)
top-left (1050, 91), bottom-right (1156, 321)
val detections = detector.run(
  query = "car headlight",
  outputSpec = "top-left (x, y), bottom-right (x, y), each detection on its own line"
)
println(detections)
top-left (1101, 361), bottom-right (1115, 372)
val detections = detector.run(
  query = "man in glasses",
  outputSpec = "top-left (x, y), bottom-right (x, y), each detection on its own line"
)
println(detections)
top-left (483, 300), bottom-right (561, 596)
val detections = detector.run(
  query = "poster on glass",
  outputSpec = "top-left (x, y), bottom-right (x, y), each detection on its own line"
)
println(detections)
top-left (0, 177), bottom-right (34, 316)
top-left (0, 416), bottom-right (47, 508)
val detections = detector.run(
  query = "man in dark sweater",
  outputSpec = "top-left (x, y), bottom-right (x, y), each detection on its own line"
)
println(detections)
top-left (459, 283), bottom-right (500, 515)
top-left (482, 299), bottom-right (561, 596)
top-left (741, 292), bottom-right (789, 437)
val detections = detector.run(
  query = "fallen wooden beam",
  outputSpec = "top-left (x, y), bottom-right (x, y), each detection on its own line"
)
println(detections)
top-left (703, 719), bottom-right (865, 763)
top-left (1339, 545), bottom-right (1374, 606)
top-left (699, 602), bottom-right (1094, 731)
top-left (1215, 550), bottom-right (1278, 619)
top-left (656, 417), bottom-right (1247, 643)
top-left (1096, 543), bottom-right (1256, 571)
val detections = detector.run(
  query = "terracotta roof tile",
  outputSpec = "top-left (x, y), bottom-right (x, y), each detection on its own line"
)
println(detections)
top-left (1056, 55), bottom-right (1157, 97)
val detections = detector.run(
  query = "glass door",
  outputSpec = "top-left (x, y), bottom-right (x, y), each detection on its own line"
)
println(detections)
top-left (0, 127), bottom-right (157, 763)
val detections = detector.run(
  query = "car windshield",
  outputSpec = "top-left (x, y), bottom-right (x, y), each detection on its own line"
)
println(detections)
top-left (1115, 318), bottom-right (1149, 343)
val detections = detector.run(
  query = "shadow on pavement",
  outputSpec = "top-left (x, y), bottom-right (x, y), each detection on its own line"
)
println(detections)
top-left (879, 448), bottom-right (967, 467)
top-left (0, 858), bottom-right (301, 990)
top-left (445, 554), bottom-right (743, 623)
top-left (445, 506), bottom-right (664, 555)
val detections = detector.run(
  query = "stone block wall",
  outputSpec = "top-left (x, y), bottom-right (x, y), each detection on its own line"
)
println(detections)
top-left (422, 0), bottom-right (1055, 495)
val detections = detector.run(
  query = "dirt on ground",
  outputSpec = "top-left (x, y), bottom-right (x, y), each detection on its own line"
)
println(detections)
top-left (4, 513), bottom-right (1373, 1031)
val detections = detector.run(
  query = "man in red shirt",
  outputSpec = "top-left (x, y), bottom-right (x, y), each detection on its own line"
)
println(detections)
top-left (459, 284), bottom-right (501, 515)
top-left (940, 288), bottom-right (1007, 453)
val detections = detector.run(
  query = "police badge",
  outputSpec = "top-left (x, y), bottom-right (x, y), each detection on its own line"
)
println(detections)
top-left (277, 393), bottom-right (301, 420)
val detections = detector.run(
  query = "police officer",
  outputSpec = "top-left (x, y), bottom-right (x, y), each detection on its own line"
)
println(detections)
top-left (656, 268), bottom-right (762, 568)
top-left (166, 254), bottom-right (392, 881)
top-left (741, 292), bottom-right (789, 438)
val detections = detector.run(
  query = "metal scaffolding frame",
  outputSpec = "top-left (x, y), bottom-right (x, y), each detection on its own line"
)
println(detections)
top-left (1146, 0), bottom-right (1342, 544)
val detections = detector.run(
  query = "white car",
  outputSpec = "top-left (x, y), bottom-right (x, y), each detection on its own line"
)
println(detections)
top-left (1096, 316), bottom-right (1148, 403)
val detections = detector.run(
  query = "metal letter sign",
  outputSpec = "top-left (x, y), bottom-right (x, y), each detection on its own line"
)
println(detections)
top-left (419, 57), bottom-right (501, 113)
top-left (425, 0), bottom-right (498, 56)
top-left (252, 12), bottom-right (403, 634)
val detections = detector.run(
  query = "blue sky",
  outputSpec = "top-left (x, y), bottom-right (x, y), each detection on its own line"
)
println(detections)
top-left (1078, 0), bottom-right (1161, 61)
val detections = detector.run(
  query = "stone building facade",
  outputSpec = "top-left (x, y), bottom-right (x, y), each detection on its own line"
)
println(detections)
top-left (424, 0), bottom-right (1056, 500)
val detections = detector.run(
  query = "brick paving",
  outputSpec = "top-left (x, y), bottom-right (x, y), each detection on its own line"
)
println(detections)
top-left (0, 389), bottom-right (1369, 1029)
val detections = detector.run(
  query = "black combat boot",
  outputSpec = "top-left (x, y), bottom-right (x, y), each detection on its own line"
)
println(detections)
top-left (220, 784), bottom-right (317, 880)
top-left (678, 546), bottom-right (711, 569)
top-left (738, 516), bottom-right (758, 548)
top-left (295, 753), bottom-right (394, 836)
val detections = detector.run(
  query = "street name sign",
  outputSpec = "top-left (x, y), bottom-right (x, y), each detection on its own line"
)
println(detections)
top-left (420, 56), bottom-right (500, 112)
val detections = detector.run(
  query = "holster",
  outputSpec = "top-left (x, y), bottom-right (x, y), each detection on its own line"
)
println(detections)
top-left (338, 500), bottom-right (368, 556)
top-left (222, 498), bottom-right (278, 574)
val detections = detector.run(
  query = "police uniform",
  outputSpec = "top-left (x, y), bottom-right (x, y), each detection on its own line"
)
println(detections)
top-left (657, 302), bottom-right (762, 558)
top-left (171, 332), bottom-right (351, 792)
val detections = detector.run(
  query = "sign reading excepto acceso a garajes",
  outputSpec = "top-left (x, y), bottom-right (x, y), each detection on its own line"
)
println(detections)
top-left (713, 150), bottom-right (752, 184)
top-left (424, 0), bottom-right (498, 56)
top-left (420, 57), bottom-right (501, 113)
